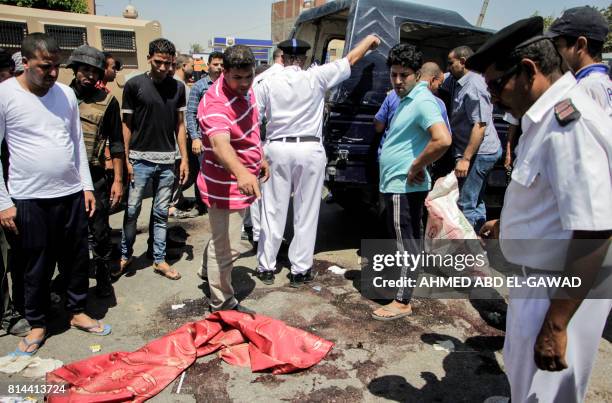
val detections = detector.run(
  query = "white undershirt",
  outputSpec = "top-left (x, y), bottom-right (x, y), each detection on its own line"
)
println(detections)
top-left (0, 78), bottom-right (93, 210)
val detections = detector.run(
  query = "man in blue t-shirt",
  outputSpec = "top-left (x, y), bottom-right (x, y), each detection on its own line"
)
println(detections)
top-left (375, 62), bottom-right (451, 159)
top-left (372, 44), bottom-right (452, 321)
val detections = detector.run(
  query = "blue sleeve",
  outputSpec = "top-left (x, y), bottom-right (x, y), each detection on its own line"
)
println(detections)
top-left (417, 98), bottom-right (444, 131)
top-left (436, 98), bottom-right (452, 133)
top-left (375, 95), bottom-right (390, 123)
top-left (464, 87), bottom-right (492, 125)
top-left (186, 80), bottom-right (206, 139)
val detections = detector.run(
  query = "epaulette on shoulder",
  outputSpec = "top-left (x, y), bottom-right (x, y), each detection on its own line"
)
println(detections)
top-left (554, 98), bottom-right (581, 127)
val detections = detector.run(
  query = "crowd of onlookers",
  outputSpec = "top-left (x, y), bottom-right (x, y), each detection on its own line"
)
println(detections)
top-left (0, 5), bottom-right (611, 403)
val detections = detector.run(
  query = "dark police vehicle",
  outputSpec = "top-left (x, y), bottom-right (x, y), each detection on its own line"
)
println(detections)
top-left (291, 0), bottom-right (509, 214)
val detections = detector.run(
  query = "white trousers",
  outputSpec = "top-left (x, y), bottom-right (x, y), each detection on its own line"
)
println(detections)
top-left (249, 199), bottom-right (261, 242)
top-left (504, 279), bottom-right (612, 403)
top-left (257, 141), bottom-right (327, 274)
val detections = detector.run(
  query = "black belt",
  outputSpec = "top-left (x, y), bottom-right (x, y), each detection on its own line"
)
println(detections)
top-left (270, 136), bottom-right (320, 143)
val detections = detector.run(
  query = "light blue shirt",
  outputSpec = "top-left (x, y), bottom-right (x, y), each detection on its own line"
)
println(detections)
top-left (379, 82), bottom-right (443, 194)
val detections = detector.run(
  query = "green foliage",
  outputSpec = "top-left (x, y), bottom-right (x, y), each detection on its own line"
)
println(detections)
top-left (531, 11), bottom-right (556, 30)
top-left (601, 4), bottom-right (612, 53)
top-left (189, 43), bottom-right (204, 54)
top-left (0, 0), bottom-right (88, 13)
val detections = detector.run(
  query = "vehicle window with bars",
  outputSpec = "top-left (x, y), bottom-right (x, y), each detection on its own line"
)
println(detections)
top-left (44, 24), bottom-right (87, 63)
top-left (101, 29), bottom-right (138, 69)
top-left (0, 21), bottom-right (28, 51)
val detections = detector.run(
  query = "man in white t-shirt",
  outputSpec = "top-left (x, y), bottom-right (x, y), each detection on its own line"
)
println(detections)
top-left (0, 33), bottom-right (112, 356)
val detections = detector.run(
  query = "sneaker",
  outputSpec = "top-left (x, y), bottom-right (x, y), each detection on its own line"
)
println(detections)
top-left (171, 208), bottom-right (199, 219)
top-left (8, 318), bottom-right (31, 337)
top-left (289, 272), bottom-right (304, 288)
top-left (256, 270), bottom-right (275, 285)
top-left (289, 269), bottom-right (317, 288)
top-left (303, 269), bottom-right (317, 283)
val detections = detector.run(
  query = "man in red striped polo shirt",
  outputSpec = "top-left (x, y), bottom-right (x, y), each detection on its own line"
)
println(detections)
top-left (197, 45), bottom-right (269, 313)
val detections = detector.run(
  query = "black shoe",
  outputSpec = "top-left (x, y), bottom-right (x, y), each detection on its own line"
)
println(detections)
top-left (7, 318), bottom-right (31, 337)
top-left (256, 270), bottom-right (275, 285)
top-left (303, 269), bottom-right (317, 283)
top-left (289, 272), bottom-right (304, 288)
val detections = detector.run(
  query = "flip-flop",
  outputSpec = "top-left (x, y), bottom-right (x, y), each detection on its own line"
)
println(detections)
top-left (9, 336), bottom-right (45, 356)
top-left (371, 305), bottom-right (413, 321)
top-left (71, 320), bottom-right (112, 336)
top-left (112, 257), bottom-right (133, 278)
top-left (153, 267), bottom-right (182, 280)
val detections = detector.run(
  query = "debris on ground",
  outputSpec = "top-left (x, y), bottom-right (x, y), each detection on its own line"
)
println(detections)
top-left (0, 355), bottom-right (63, 378)
top-left (433, 340), bottom-right (455, 353)
top-left (312, 286), bottom-right (322, 292)
top-left (171, 303), bottom-right (186, 310)
top-left (327, 265), bottom-right (347, 275)
top-left (89, 344), bottom-right (102, 353)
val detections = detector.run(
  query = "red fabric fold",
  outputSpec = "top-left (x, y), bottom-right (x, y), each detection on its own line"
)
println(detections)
top-left (47, 311), bottom-right (333, 402)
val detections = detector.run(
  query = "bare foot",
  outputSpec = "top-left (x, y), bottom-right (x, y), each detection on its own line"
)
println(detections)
top-left (17, 327), bottom-right (46, 354)
top-left (153, 261), bottom-right (181, 280)
top-left (70, 313), bottom-right (107, 333)
top-left (372, 301), bottom-right (412, 319)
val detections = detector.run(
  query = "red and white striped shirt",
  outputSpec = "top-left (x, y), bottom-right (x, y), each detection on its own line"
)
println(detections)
top-left (196, 74), bottom-right (262, 210)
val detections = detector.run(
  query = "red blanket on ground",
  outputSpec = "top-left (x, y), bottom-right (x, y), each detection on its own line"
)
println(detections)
top-left (47, 311), bottom-right (334, 402)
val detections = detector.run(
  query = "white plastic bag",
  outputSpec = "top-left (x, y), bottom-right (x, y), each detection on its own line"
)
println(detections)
top-left (425, 172), bottom-right (478, 244)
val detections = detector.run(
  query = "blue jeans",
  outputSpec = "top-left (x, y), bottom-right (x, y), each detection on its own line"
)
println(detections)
top-left (458, 149), bottom-right (502, 232)
top-left (121, 160), bottom-right (175, 264)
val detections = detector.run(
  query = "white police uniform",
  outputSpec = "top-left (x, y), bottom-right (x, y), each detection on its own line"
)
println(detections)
top-left (575, 64), bottom-right (612, 118)
top-left (243, 62), bottom-right (286, 242)
top-left (500, 72), bottom-right (612, 402)
top-left (254, 57), bottom-right (351, 274)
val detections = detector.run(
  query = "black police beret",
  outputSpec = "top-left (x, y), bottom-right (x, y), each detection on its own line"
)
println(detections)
top-left (277, 38), bottom-right (311, 55)
top-left (466, 16), bottom-right (544, 73)
top-left (546, 6), bottom-right (609, 42)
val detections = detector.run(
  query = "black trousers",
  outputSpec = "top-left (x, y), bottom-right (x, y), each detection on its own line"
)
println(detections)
top-left (89, 168), bottom-right (112, 283)
top-left (383, 192), bottom-right (427, 304)
top-left (0, 229), bottom-right (20, 330)
top-left (8, 191), bottom-right (89, 328)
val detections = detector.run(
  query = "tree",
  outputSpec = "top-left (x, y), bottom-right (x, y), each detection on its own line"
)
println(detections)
top-left (531, 11), bottom-right (556, 30)
top-left (601, 4), bottom-right (612, 53)
top-left (189, 43), bottom-right (204, 54)
top-left (0, 0), bottom-right (88, 13)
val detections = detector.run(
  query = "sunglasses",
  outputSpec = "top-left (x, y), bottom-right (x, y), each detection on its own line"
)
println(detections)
top-left (487, 64), bottom-right (520, 95)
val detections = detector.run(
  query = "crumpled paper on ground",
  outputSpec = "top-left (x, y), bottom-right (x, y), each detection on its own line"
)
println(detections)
top-left (0, 355), bottom-right (63, 378)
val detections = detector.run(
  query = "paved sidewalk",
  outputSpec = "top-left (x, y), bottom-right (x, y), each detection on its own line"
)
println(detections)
top-left (0, 194), bottom-right (609, 402)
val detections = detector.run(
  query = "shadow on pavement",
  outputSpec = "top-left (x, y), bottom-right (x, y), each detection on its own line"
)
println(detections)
top-left (198, 266), bottom-right (256, 304)
top-left (368, 333), bottom-right (509, 402)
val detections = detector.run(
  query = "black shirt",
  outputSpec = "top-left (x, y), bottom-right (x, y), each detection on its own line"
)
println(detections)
top-left (121, 73), bottom-right (186, 164)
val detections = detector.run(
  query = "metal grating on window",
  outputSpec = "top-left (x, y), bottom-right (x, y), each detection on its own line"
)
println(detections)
top-left (101, 30), bottom-right (136, 52)
top-left (0, 21), bottom-right (28, 50)
top-left (44, 25), bottom-right (87, 50)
